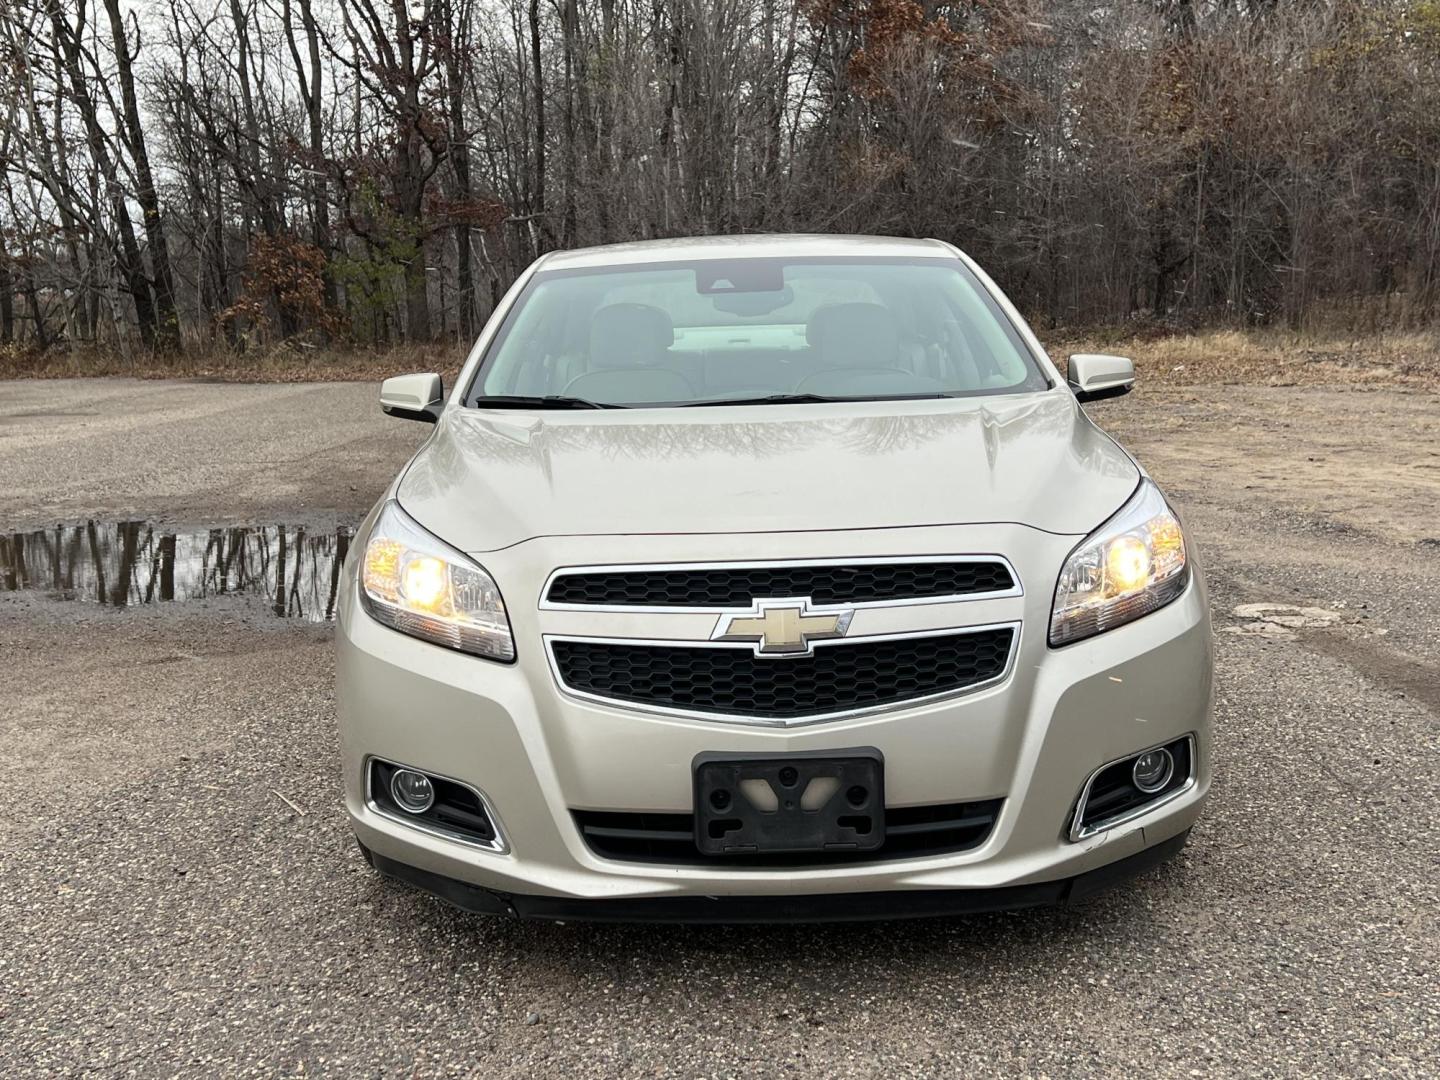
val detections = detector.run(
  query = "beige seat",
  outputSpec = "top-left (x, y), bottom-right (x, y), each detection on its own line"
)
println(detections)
top-left (565, 303), bottom-right (697, 402)
top-left (804, 303), bottom-right (902, 371)
top-left (798, 302), bottom-right (944, 395)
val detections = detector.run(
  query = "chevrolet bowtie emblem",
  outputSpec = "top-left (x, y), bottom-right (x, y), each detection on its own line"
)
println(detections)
top-left (712, 598), bottom-right (855, 657)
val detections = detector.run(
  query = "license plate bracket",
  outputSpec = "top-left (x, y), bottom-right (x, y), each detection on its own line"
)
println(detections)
top-left (693, 748), bottom-right (885, 856)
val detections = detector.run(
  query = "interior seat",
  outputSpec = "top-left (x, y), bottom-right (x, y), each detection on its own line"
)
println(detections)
top-left (587, 303), bottom-right (674, 370)
top-left (798, 302), bottom-right (941, 395)
top-left (564, 302), bottom-right (696, 402)
top-left (804, 302), bottom-right (902, 371)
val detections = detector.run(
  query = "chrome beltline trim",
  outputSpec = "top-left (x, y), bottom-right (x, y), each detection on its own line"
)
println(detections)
top-left (364, 755), bottom-right (511, 854)
top-left (539, 554), bottom-right (1024, 613)
top-left (1067, 733), bottom-right (1198, 842)
top-left (543, 620), bottom-right (1023, 728)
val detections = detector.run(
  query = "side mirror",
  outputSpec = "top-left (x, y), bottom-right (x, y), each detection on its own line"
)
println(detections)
top-left (1067, 354), bottom-right (1135, 402)
top-left (380, 373), bottom-right (444, 423)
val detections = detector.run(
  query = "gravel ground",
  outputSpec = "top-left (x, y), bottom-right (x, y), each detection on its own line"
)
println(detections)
top-left (1, 379), bottom-right (1436, 1077)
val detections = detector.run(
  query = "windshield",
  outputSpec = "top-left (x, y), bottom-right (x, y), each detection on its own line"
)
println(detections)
top-left (466, 257), bottom-right (1049, 408)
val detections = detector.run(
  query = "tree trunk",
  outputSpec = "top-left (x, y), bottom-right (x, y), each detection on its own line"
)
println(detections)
top-left (0, 252), bottom-right (13, 344)
top-left (283, 0), bottom-right (337, 317)
top-left (560, 0), bottom-right (579, 246)
top-left (529, 0), bottom-right (547, 253)
top-left (47, 3), bottom-right (159, 349)
top-left (103, 0), bottom-right (180, 352)
top-left (443, 0), bottom-right (474, 338)
top-left (22, 262), bottom-right (49, 350)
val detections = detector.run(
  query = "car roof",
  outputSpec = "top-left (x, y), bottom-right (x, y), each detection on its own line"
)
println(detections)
top-left (537, 233), bottom-right (956, 271)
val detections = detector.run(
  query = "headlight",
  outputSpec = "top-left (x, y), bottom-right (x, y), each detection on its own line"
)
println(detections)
top-left (1049, 480), bottom-right (1189, 646)
top-left (359, 501), bottom-right (515, 661)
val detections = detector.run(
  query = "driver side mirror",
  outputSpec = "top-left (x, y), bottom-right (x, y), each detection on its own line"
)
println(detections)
top-left (1067, 354), bottom-right (1135, 402)
top-left (380, 373), bottom-right (443, 423)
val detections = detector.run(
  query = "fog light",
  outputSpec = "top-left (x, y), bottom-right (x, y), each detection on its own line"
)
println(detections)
top-left (1132, 748), bottom-right (1174, 794)
top-left (390, 769), bottom-right (435, 813)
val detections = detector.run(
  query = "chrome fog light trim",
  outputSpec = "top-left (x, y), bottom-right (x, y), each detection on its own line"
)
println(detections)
top-left (364, 756), bottom-right (509, 854)
top-left (1069, 734), bottom-right (1196, 842)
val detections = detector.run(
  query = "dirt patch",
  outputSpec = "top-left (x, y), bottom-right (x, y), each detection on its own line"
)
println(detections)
top-left (1222, 603), bottom-right (1343, 638)
top-left (1302, 630), bottom-right (1440, 714)
top-left (1090, 384), bottom-right (1440, 544)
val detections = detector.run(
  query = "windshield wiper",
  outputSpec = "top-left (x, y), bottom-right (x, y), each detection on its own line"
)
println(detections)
top-left (471, 394), bottom-right (627, 410)
top-left (679, 392), bottom-right (950, 408)
top-left (678, 393), bottom-right (849, 408)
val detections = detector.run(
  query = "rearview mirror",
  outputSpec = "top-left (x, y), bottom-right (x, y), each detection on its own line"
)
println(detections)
top-left (1067, 354), bottom-right (1135, 402)
top-left (381, 373), bottom-right (443, 423)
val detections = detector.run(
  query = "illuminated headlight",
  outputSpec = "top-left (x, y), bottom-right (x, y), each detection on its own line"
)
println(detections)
top-left (1049, 480), bottom-right (1189, 646)
top-left (359, 501), bottom-right (515, 662)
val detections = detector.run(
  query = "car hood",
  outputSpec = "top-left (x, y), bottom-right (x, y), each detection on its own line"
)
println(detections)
top-left (397, 391), bottom-right (1140, 552)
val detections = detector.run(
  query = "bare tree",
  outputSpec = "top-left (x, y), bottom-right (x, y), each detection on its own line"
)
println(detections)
top-left (0, 0), bottom-right (1436, 356)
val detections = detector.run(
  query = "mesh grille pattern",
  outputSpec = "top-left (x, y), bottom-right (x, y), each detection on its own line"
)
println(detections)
top-left (546, 561), bottom-right (1014, 607)
top-left (551, 628), bottom-right (1014, 719)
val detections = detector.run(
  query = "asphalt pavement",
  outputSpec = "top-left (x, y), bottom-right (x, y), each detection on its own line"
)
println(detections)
top-left (1, 378), bottom-right (1435, 1077)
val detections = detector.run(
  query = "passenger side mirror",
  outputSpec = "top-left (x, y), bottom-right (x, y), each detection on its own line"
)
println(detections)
top-left (1067, 354), bottom-right (1135, 402)
top-left (380, 373), bottom-right (444, 423)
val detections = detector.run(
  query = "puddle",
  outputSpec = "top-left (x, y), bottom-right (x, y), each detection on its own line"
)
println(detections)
top-left (1, 521), bottom-right (351, 621)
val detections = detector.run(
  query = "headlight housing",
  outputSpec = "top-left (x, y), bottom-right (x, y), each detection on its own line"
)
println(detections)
top-left (1049, 480), bottom-right (1189, 646)
top-left (359, 501), bottom-right (515, 662)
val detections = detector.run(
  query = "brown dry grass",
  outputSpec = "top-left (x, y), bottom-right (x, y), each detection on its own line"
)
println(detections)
top-left (3, 328), bottom-right (1438, 388)
top-left (1050, 328), bottom-right (1440, 389)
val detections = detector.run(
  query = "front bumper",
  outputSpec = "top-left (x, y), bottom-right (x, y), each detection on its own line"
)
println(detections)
top-left (360, 828), bottom-right (1192, 923)
top-left (336, 523), bottom-right (1213, 913)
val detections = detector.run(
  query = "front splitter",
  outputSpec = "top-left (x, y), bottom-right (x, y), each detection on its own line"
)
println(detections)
top-left (359, 829), bottom-right (1190, 924)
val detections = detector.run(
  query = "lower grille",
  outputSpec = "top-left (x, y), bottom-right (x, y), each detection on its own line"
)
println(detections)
top-left (574, 799), bottom-right (1003, 866)
top-left (549, 627), bottom-right (1016, 720)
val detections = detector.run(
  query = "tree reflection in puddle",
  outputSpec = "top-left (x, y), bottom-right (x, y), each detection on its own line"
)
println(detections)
top-left (0, 521), bottom-right (352, 622)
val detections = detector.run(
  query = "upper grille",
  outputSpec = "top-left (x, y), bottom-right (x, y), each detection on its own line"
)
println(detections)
top-left (545, 560), bottom-right (1015, 608)
top-left (549, 627), bottom-right (1015, 720)
top-left (574, 798), bottom-right (1003, 866)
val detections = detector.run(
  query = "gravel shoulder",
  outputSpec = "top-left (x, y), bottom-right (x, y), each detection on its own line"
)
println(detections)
top-left (0, 378), bottom-right (427, 529)
top-left (1, 379), bottom-right (1436, 1077)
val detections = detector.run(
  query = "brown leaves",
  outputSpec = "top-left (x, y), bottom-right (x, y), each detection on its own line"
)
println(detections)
top-left (424, 194), bottom-right (511, 230)
top-left (220, 234), bottom-right (342, 340)
top-left (802, 0), bottom-right (1038, 117)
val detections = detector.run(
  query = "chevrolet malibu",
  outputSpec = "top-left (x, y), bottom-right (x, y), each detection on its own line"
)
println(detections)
top-left (337, 234), bottom-right (1212, 922)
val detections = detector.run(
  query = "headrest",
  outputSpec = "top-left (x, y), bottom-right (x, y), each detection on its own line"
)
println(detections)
top-left (589, 303), bottom-right (675, 369)
top-left (805, 303), bottom-right (899, 367)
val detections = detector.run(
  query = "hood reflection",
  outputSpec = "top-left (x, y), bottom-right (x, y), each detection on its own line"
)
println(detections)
top-left (0, 521), bottom-right (351, 622)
